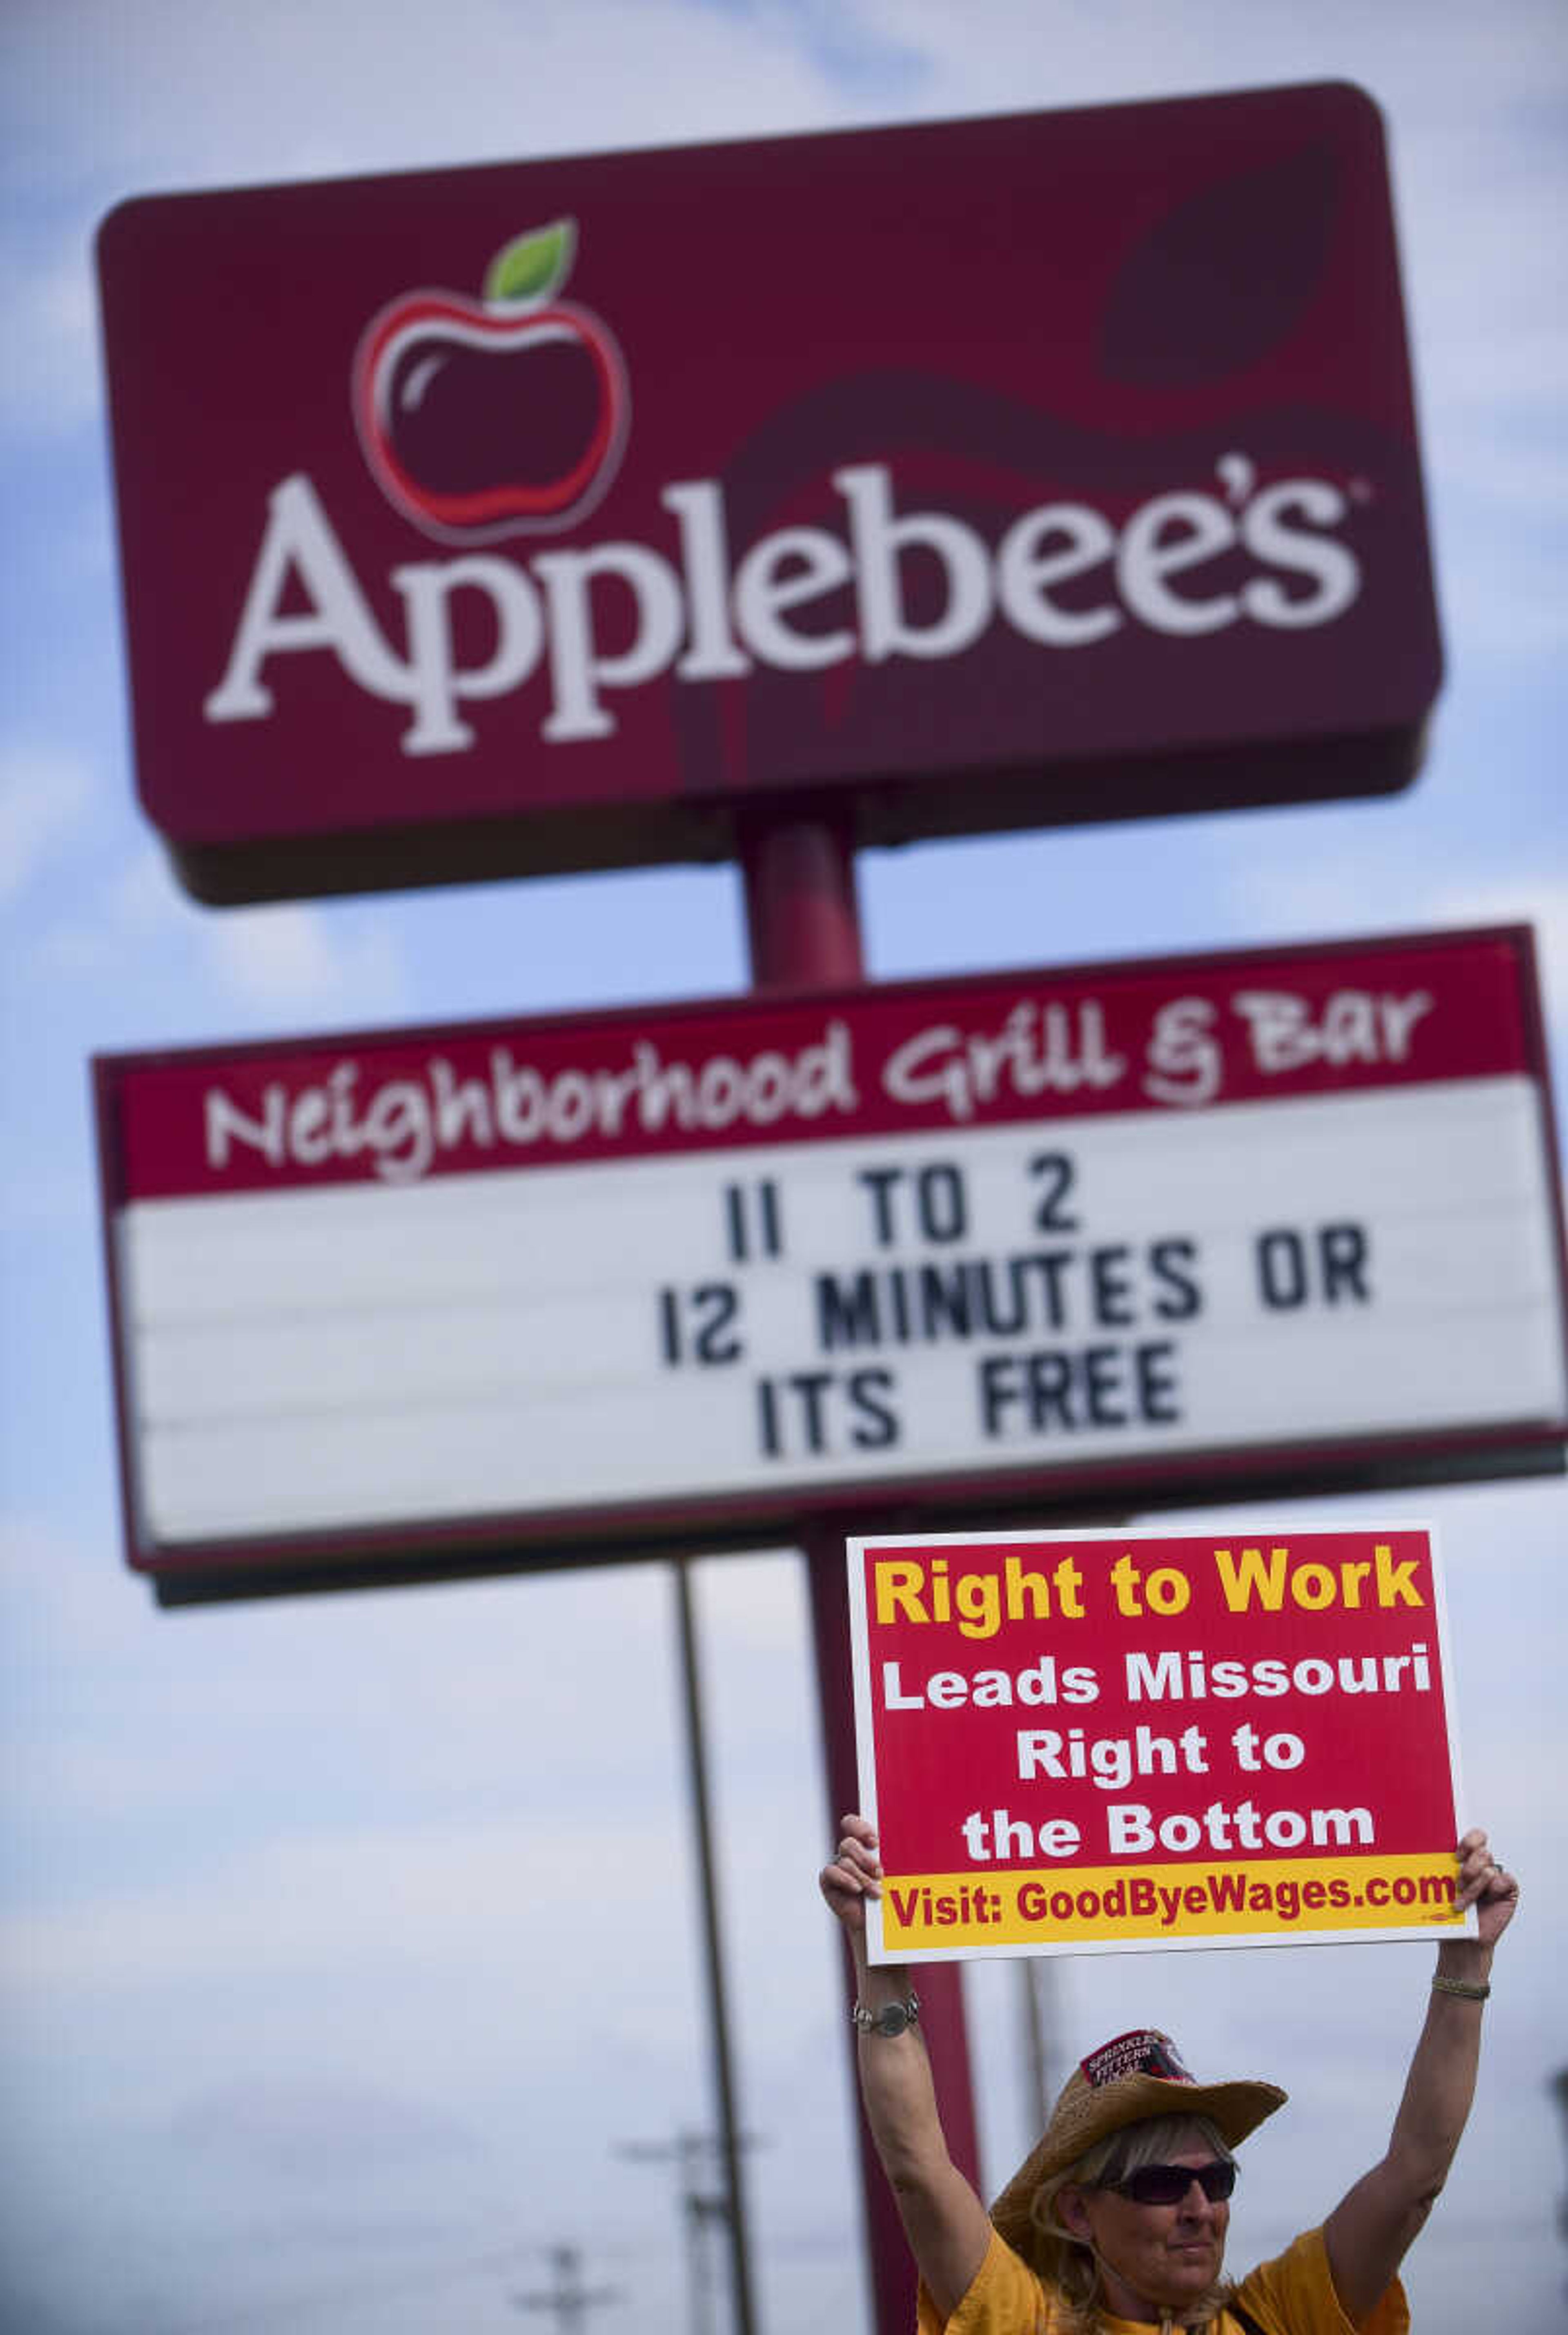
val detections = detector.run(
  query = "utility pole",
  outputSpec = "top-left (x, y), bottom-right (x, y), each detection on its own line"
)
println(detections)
top-left (1020, 1954), bottom-right (1061, 2138)
top-left (512, 2243), bottom-right (621, 2333)
top-left (616, 2127), bottom-right (764, 2335)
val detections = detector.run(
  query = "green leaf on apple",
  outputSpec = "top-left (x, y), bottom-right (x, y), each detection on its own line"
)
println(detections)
top-left (484, 219), bottom-right (576, 307)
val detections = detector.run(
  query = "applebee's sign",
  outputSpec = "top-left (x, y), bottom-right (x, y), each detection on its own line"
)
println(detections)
top-left (97, 84), bottom-right (1442, 904)
top-left (207, 449), bottom-right (1362, 757)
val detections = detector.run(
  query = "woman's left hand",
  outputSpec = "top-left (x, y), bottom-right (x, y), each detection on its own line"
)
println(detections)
top-left (1454, 1828), bottom-right (1519, 1948)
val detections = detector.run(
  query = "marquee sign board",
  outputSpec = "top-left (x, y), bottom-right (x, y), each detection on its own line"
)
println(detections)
top-left (93, 928), bottom-right (1566, 1605)
top-left (96, 82), bottom-right (1441, 905)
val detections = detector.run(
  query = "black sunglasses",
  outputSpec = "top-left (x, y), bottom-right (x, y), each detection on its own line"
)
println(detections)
top-left (1107, 2160), bottom-right (1237, 2207)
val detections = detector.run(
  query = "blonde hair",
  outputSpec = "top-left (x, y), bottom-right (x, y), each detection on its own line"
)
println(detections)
top-left (1023, 2113), bottom-right (1237, 2334)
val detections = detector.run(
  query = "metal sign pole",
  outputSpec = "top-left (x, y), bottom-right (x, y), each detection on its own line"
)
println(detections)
top-left (739, 812), bottom-right (983, 2335)
top-left (674, 1559), bottom-right (758, 2335)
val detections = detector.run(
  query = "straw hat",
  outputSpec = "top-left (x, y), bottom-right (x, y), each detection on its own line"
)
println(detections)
top-left (991, 2029), bottom-right (1286, 2259)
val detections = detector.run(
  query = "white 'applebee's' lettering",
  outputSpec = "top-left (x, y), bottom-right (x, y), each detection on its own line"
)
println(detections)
top-left (204, 456), bottom-right (1363, 755)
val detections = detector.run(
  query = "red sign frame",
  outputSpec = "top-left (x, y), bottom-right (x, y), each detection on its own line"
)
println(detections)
top-left (96, 83), bottom-right (1441, 905)
top-left (93, 926), bottom-right (1566, 1605)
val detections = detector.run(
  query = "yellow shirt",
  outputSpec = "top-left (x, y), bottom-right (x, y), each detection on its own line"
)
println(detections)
top-left (917, 2225), bottom-right (1410, 2335)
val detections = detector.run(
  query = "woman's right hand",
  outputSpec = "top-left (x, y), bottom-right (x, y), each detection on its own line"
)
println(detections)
top-left (819, 1811), bottom-right (883, 1937)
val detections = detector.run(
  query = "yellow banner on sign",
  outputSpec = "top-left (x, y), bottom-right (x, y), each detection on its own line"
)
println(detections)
top-left (879, 1853), bottom-right (1463, 1951)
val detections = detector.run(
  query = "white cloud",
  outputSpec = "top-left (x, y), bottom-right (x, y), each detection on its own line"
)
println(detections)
top-left (1432, 324), bottom-right (1568, 420)
top-left (0, 1813), bottom-right (699, 2021)
top-left (111, 841), bottom-right (183, 930)
top-left (26, 842), bottom-right (180, 976)
top-left (0, 225), bottom-right (103, 446)
top-left (0, 1519), bottom-right (698, 1860)
top-left (693, 1543), bottom-right (807, 1647)
top-left (164, 2073), bottom-right (483, 2172)
top-left (1432, 435), bottom-right (1568, 524)
top-left (0, 1514), bottom-right (147, 1659)
top-left (1430, 529), bottom-right (1568, 661)
top-left (33, 843), bottom-right (412, 1019)
top-left (203, 900), bottom-right (408, 1014)
top-left (1, 0), bottom-right (860, 444)
top-left (0, 743), bottom-right (92, 897)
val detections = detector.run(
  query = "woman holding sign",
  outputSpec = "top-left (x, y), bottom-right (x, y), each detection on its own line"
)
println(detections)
top-left (820, 1816), bottom-right (1515, 2334)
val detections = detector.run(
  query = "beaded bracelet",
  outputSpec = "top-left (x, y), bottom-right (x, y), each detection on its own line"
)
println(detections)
top-left (1431, 1974), bottom-right (1490, 2001)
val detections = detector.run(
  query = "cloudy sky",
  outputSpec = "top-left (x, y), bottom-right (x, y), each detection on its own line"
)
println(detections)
top-left (2, 2), bottom-right (1566, 2330)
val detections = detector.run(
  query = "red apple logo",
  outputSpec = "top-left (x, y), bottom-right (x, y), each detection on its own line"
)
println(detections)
top-left (352, 219), bottom-right (629, 542)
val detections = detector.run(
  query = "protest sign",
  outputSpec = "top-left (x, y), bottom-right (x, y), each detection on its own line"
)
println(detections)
top-left (848, 1523), bottom-right (1470, 1959)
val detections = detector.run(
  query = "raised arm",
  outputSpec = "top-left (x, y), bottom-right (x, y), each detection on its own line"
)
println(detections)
top-left (1322, 1829), bottom-right (1519, 2323)
top-left (820, 1814), bottom-right (993, 2319)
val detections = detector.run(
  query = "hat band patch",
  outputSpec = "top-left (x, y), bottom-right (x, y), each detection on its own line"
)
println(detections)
top-left (1080, 2031), bottom-right (1196, 2089)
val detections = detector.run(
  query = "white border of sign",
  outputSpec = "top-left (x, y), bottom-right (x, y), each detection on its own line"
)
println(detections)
top-left (847, 1519), bottom-right (1474, 1961)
